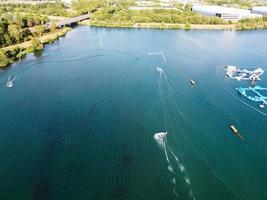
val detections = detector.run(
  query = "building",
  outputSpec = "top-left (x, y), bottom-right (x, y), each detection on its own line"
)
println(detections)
top-left (192, 5), bottom-right (262, 21)
top-left (252, 6), bottom-right (267, 15)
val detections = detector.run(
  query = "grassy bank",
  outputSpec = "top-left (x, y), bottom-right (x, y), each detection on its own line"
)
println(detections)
top-left (0, 27), bottom-right (71, 68)
top-left (81, 13), bottom-right (267, 30)
top-left (81, 20), bottom-right (237, 30)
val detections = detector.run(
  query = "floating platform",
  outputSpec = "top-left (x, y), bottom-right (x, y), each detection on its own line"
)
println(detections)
top-left (189, 79), bottom-right (196, 85)
top-left (236, 86), bottom-right (267, 107)
top-left (226, 66), bottom-right (264, 82)
top-left (230, 125), bottom-right (238, 133)
top-left (229, 125), bottom-right (244, 140)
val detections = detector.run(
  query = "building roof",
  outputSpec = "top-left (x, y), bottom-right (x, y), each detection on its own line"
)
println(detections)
top-left (252, 6), bottom-right (267, 14)
top-left (192, 5), bottom-right (262, 19)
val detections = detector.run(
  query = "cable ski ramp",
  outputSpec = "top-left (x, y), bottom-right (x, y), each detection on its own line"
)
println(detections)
top-left (148, 50), bottom-right (167, 63)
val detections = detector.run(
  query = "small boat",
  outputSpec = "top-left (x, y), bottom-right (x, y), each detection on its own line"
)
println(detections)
top-left (156, 67), bottom-right (164, 77)
top-left (190, 79), bottom-right (196, 85)
top-left (154, 132), bottom-right (167, 141)
top-left (6, 76), bottom-right (16, 88)
top-left (230, 125), bottom-right (238, 133)
top-left (156, 67), bottom-right (164, 74)
top-left (229, 125), bottom-right (244, 140)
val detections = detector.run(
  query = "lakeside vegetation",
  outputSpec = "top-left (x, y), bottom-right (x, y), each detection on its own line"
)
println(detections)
top-left (0, 2), bottom-right (70, 17)
top-left (237, 17), bottom-right (267, 29)
top-left (0, 13), bottom-right (49, 48)
top-left (0, 2), bottom-right (74, 68)
top-left (0, 27), bottom-right (70, 68)
top-left (72, 0), bottom-right (267, 30)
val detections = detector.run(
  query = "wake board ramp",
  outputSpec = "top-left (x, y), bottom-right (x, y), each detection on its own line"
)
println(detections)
top-left (148, 50), bottom-right (167, 63)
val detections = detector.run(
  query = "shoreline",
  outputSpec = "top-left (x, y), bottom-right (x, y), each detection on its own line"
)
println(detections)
top-left (2, 27), bottom-right (71, 52)
top-left (0, 27), bottom-right (71, 68)
top-left (1, 21), bottom-right (266, 68)
top-left (80, 20), bottom-right (267, 30)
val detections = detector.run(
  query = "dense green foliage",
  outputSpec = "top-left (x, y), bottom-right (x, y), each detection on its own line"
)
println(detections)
top-left (0, 13), bottom-right (50, 48)
top-left (76, 0), bottom-right (266, 29)
top-left (237, 16), bottom-right (267, 29)
top-left (90, 8), bottom-right (227, 25)
top-left (71, 0), bottom-right (134, 14)
top-left (0, 27), bottom-right (71, 68)
top-left (70, 0), bottom-right (227, 25)
top-left (0, 3), bottom-right (69, 17)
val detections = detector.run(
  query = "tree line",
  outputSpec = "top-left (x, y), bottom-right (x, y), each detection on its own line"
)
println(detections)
top-left (0, 13), bottom-right (49, 48)
top-left (0, 2), bottom-right (69, 17)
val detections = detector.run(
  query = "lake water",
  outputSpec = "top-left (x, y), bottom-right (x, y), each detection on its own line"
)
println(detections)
top-left (0, 26), bottom-right (267, 200)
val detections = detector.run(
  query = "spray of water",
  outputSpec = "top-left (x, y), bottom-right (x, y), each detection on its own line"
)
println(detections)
top-left (154, 132), bottom-right (196, 200)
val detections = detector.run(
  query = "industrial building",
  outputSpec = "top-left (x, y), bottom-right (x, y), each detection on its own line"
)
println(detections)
top-left (252, 6), bottom-right (267, 15)
top-left (192, 5), bottom-right (262, 21)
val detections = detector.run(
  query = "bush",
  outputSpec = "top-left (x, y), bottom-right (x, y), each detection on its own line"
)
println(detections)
top-left (184, 23), bottom-right (191, 30)
top-left (31, 37), bottom-right (44, 51)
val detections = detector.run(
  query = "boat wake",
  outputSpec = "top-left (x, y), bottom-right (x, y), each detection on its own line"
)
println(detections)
top-left (156, 67), bottom-right (165, 78)
top-left (154, 132), bottom-right (196, 200)
top-left (6, 76), bottom-right (16, 88)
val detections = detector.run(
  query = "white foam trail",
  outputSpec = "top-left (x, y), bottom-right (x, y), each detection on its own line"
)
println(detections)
top-left (185, 177), bottom-right (191, 185)
top-left (165, 143), bottom-right (196, 199)
top-left (154, 132), bottom-right (167, 148)
top-left (173, 188), bottom-right (179, 198)
top-left (179, 164), bottom-right (185, 172)
top-left (156, 67), bottom-right (164, 78)
top-left (6, 75), bottom-right (16, 88)
top-left (168, 165), bottom-right (174, 173)
top-left (164, 141), bottom-right (170, 163)
top-left (166, 143), bottom-right (180, 163)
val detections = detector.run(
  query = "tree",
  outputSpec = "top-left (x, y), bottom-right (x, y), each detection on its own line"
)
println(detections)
top-left (50, 23), bottom-right (57, 32)
top-left (31, 37), bottom-right (44, 51)
top-left (20, 28), bottom-right (32, 41)
top-left (184, 23), bottom-right (191, 30)
top-left (8, 24), bottom-right (21, 43)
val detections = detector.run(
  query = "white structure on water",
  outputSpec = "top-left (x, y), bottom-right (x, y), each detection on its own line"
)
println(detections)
top-left (226, 66), bottom-right (264, 82)
top-left (192, 5), bottom-right (262, 20)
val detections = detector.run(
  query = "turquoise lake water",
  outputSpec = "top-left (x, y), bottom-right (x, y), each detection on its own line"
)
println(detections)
top-left (0, 27), bottom-right (267, 200)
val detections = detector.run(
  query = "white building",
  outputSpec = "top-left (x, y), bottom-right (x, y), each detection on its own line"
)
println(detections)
top-left (192, 5), bottom-right (262, 21)
top-left (252, 6), bottom-right (267, 15)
